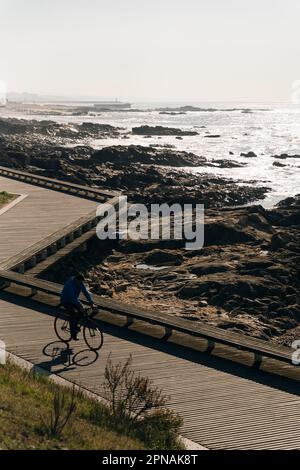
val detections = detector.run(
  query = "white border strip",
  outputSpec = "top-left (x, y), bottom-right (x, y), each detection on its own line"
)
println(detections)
top-left (0, 193), bottom-right (28, 216)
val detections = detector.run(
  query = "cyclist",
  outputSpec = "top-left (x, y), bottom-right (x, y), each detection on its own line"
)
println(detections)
top-left (61, 272), bottom-right (94, 340)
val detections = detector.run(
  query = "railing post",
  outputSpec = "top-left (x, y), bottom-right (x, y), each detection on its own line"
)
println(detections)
top-left (67, 232), bottom-right (74, 243)
top-left (84, 221), bottom-right (93, 231)
top-left (57, 237), bottom-right (66, 249)
top-left (163, 327), bottom-right (172, 340)
top-left (206, 339), bottom-right (215, 354)
top-left (125, 316), bottom-right (134, 327)
top-left (39, 249), bottom-right (48, 261)
top-left (47, 243), bottom-right (57, 256)
top-left (26, 256), bottom-right (37, 268)
top-left (253, 353), bottom-right (262, 369)
top-left (74, 227), bottom-right (83, 238)
top-left (17, 264), bottom-right (25, 274)
top-left (0, 279), bottom-right (10, 290)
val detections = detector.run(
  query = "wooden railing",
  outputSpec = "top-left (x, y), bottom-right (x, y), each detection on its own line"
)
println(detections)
top-left (0, 269), bottom-right (296, 369)
top-left (0, 166), bottom-right (121, 272)
top-left (0, 165), bottom-right (119, 202)
top-left (0, 165), bottom-right (297, 374)
top-left (0, 196), bottom-right (119, 273)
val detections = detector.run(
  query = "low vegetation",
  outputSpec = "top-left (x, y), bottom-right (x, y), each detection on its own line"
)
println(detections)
top-left (0, 361), bottom-right (144, 449)
top-left (0, 359), bottom-right (183, 450)
top-left (101, 354), bottom-right (183, 450)
top-left (0, 190), bottom-right (14, 208)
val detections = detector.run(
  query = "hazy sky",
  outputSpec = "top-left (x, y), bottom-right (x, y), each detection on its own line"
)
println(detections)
top-left (0, 0), bottom-right (299, 101)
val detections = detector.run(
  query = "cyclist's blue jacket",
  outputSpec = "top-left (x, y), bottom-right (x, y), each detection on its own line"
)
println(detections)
top-left (61, 276), bottom-right (93, 307)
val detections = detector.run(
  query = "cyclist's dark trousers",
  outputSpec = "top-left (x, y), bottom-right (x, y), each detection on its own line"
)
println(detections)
top-left (62, 303), bottom-right (82, 339)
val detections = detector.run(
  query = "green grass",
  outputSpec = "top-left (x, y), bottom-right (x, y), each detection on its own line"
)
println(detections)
top-left (0, 191), bottom-right (15, 209)
top-left (0, 361), bottom-right (146, 450)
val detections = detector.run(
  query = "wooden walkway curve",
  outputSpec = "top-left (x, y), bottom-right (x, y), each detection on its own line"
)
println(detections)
top-left (0, 174), bottom-right (300, 450)
top-left (0, 175), bottom-right (98, 267)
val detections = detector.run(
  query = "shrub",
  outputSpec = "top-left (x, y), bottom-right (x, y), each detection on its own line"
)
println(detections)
top-left (101, 354), bottom-right (183, 449)
top-left (103, 354), bottom-right (166, 421)
top-left (41, 385), bottom-right (77, 438)
top-left (139, 408), bottom-right (183, 450)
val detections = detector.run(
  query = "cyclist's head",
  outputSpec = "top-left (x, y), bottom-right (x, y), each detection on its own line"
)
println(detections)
top-left (74, 272), bottom-right (85, 282)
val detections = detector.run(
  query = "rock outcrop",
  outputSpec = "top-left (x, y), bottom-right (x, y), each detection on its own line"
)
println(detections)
top-left (132, 125), bottom-right (198, 136)
top-left (43, 197), bottom-right (300, 346)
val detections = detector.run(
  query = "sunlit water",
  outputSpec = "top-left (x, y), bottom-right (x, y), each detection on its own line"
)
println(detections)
top-left (2, 102), bottom-right (299, 208)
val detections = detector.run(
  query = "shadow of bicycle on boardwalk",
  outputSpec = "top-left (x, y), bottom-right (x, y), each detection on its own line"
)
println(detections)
top-left (1, 289), bottom-right (299, 396)
top-left (33, 340), bottom-right (100, 374)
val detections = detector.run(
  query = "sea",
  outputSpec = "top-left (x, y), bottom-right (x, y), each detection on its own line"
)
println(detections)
top-left (2, 101), bottom-right (300, 208)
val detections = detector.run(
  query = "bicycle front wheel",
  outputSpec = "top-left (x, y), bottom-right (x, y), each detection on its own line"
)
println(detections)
top-left (83, 320), bottom-right (104, 351)
top-left (54, 316), bottom-right (72, 342)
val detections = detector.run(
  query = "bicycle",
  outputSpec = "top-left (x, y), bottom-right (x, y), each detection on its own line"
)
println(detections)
top-left (54, 304), bottom-right (104, 351)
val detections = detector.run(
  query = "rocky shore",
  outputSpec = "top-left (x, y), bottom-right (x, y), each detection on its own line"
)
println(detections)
top-left (44, 196), bottom-right (300, 346)
top-left (0, 133), bottom-right (267, 209)
top-left (0, 116), bottom-right (299, 346)
top-left (0, 118), bottom-right (269, 207)
top-left (0, 117), bottom-right (121, 141)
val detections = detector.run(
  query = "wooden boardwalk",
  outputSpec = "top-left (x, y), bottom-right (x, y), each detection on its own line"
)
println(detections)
top-left (0, 174), bottom-right (300, 449)
top-left (0, 290), bottom-right (299, 450)
top-left (0, 176), bottom-right (97, 267)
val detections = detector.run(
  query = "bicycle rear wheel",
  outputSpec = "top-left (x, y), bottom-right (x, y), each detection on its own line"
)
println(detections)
top-left (54, 316), bottom-right (72, 342)
top-left (83, 320), bottom-right (103, 351)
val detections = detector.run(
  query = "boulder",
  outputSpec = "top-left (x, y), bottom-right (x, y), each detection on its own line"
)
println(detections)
top-left (92, 145), bottom-right (204, 167)
top-left (132, 125), bottom-right (198, 136)
top-left (240, 151), bottom-right (257, 158)
top-left (143, 250), bottom-right (183, 265)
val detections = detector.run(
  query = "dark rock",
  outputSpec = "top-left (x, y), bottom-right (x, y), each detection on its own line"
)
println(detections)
top-left (92, 145), bottom-right (204, 167)
top-left (212, 159), bottom-right (246, 168)
top-left (240, 151), bottom-right (257, 158)
top-left (273, 161), bottom-right (287, 167)
top-left (270, 232), bottom-right (290, 250)
top-left (188, 262), bottom-right (231, 276)
top-left (272, 153), bottom-right (300, 160)
top-left (0, 117), bottom-right (120, 140)
top-left (143, 250), bottom-right (183, 265)
top-left (132, 125), bottom-right (198, 136)
top-left (158, 111), bottom-right (187, 116)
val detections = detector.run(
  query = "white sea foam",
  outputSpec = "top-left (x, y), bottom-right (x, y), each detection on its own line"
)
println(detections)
top-left (1, 101), bottom-right (299, 207)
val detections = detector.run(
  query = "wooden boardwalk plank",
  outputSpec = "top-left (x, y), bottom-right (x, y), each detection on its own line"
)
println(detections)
top-left (0, 176), bottom-right (98, 267)
top-left (0, 291), bottom-right (299, 450)
top-left (0, 175), bottom-right (299, 450)
top-left (1, 269), bottom-right (296, 367)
